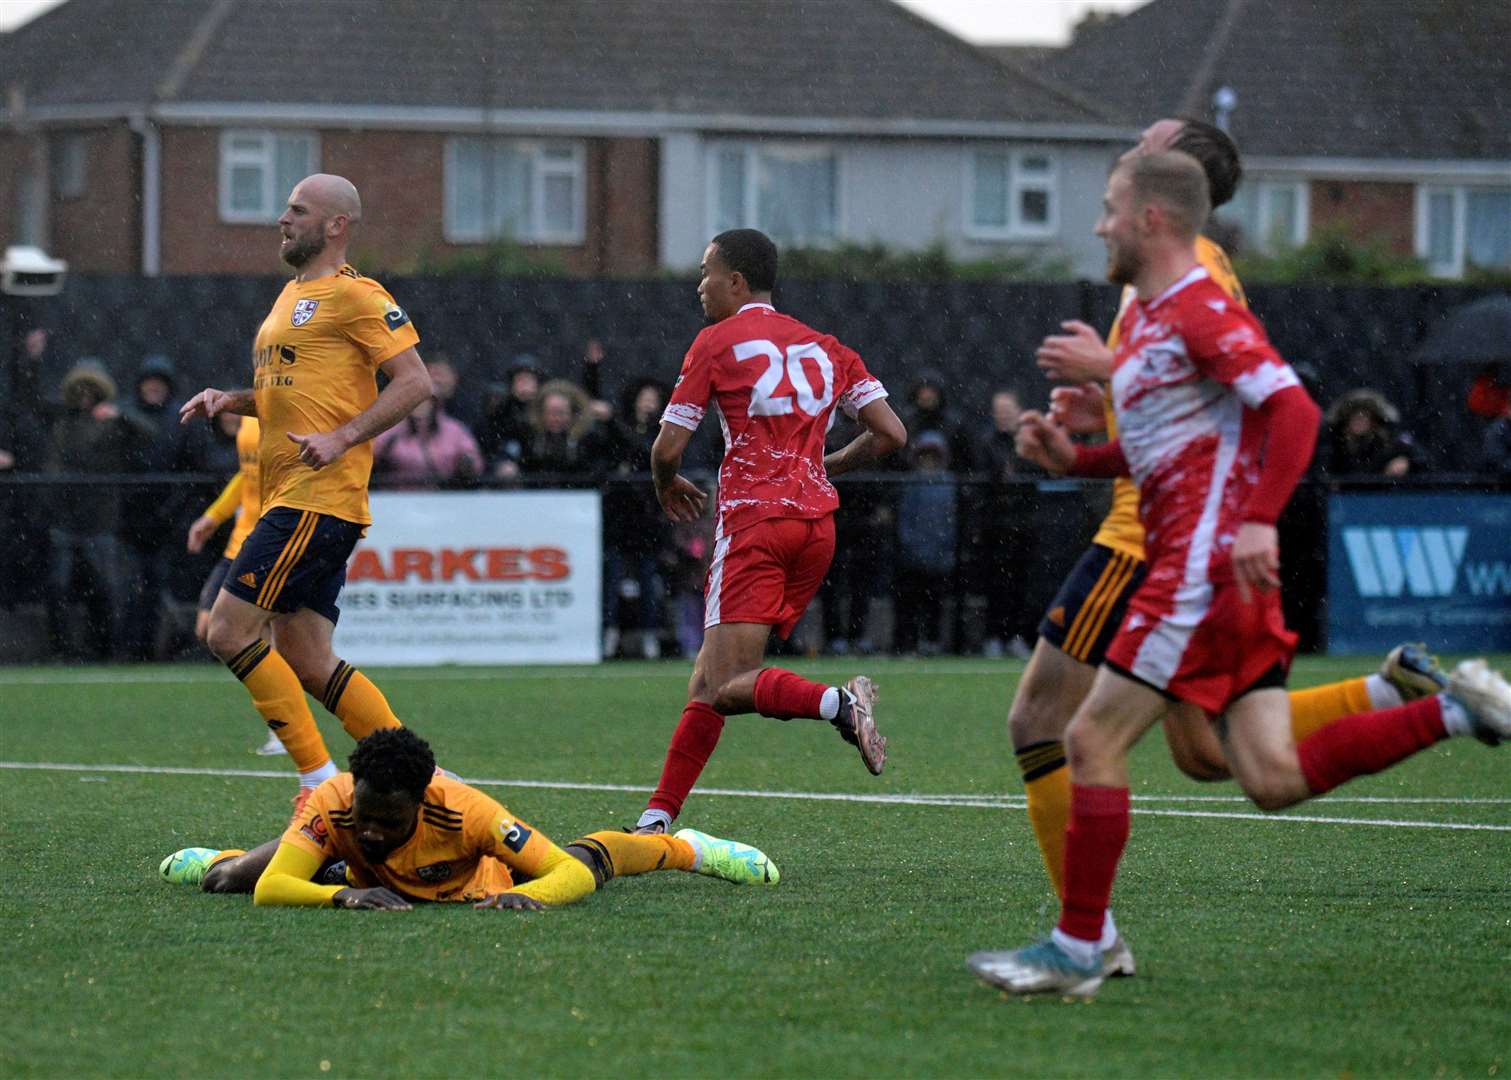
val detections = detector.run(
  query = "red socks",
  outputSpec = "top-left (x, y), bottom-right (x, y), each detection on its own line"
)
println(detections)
top-left (753, 667), bottom-right (827, 720)
top-left (647, 701), bottom-right (726, 818)
top-left (1057, 784), bottom-right (1131, 943)
top-left (1296, 696), bottom-right (1447, 796)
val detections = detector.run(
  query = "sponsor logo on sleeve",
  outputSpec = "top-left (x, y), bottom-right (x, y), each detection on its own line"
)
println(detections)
top-left (380, 298), bottom-right (411, 331)
top-left (499, 817), bottom-right (533, 853)
top-left (415, 861), bottom-right (453, 883)
top-left (291, 298), bottom-right (320, 326)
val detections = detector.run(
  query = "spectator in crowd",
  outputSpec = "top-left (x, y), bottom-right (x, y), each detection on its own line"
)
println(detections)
top-left (0, 326), bottom-right (58, 608)
top-left (475, 356), bottom-right (542, 475)
top-left (892, 430), bottom-right (958, 656)
top-left (372, 393), bottom-right (484, 490)
top-left (1319, 388), bottom-right (1428, 477)
top-left (819, 411), bottom-right (892, 656)
top-left (599, 378), bottom-right (672, 658)
top-left (903, 369), bottom-right (975, 473)
top-left (515, 379), bottom-right (600, 481)
top-left (424, 355), bottom-right (473, 428)
top-left (201, 410), bottom-right (244, 476)
top-left (578, 337), bottom-right (617, 425)
top-left (120, 354), bottom-right (207, 660)
top-left (971, 388), bottom-right (1039, 658)
top-left (45, 360), bottom-right (150, 660)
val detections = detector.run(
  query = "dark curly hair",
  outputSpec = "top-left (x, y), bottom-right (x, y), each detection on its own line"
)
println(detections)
top-left (1173, 117), bottom-right (1242, 209)
top-left (710, 228), bottom-right (779, 292)
top-left (348, 728), bottom-right (435, 801)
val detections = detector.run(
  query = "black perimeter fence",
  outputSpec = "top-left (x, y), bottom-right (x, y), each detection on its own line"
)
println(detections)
top-left (3, 276), bottom-right (1507, 469)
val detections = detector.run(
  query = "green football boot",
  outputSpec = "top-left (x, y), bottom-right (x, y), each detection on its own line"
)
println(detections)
top-left (159, 847), bottom-right (221, 887)
top-left (674, 829), bottom-right (780, 885)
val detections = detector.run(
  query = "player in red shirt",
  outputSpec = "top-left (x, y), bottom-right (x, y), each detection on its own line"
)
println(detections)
top-left (633, 229), bottom-right (908, 835)
top-left (969, 151), bottom-right (1511, 998)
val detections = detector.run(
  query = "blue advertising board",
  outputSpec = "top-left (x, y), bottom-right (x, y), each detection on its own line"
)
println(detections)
top-left (1327, 492), bottom-right (1511, 654)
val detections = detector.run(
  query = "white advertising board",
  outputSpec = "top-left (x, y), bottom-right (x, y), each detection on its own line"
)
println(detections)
top-left (331, 491), bottom-right (601, 665)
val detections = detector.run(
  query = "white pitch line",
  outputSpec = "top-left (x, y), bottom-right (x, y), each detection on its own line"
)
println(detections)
top-left (2, 761), bottom-right (1507, 832)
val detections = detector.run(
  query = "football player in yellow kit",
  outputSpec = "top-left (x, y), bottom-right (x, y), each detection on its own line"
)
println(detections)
top-left (1001, 119), bottom-right (1447, 977)
top-left (180, 174), bottom-right (432, 813)
top-left (186, 414), bottom-right (283, 755)
top-left (160, 729), bottom-right (778, 908)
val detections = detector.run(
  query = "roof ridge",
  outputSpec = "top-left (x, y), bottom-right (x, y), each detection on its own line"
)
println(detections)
top-left (155, 0), bottom-right (238, 104)
top-left (1177, 0), bottom-right (1248, 117)
top-left (883, 0), bottom-right (1116, 123)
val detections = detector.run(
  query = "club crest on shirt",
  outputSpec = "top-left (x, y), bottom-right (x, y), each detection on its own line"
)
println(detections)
top-left (300, 814), bottom-right (329, 845)
top-left (291, 298), bottom-right (320, 326)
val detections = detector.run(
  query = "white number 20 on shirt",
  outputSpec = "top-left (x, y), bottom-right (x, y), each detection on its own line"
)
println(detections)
top-left (733, 340), bottom-right (835, 417)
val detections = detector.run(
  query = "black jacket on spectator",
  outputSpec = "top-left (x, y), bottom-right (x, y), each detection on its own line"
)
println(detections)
top-left (902, 369), bottom-right (975, 472)
top-left (120, 356), bottom-right (208, 547)
top-left (45, 361), bottom-right (151, 534)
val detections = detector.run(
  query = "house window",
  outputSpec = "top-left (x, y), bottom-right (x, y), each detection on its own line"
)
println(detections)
top-left (1417, 185), bottom-right (1511, 277)
top-left (1220, 180), bottom-right (1308, 253)
top-left (218, 130), bottom-right (319, 224)
top-left (967, 149), bottom-right (1059, 239)
top-left (710, 143), bottom-right (839, 246)
top-left (51, 134), bottom-right (88, 200)
top-left (444, 138), bottom-right (586, 245)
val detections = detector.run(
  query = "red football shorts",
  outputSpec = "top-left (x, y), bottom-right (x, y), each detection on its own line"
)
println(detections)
top-left (1105, 576), bottom-right (1296, 715)
top-left (704, 515), bottom-right (835, 639)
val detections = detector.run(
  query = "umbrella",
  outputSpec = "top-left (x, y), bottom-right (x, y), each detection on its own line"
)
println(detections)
top-left (1412, 294), bottom-right (1511, 366)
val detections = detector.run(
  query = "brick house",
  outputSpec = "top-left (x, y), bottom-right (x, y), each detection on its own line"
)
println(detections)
top-left (1022, 0), bottom-right (1511, 277)
top-left (0, 0), bottom-right (1132, 278)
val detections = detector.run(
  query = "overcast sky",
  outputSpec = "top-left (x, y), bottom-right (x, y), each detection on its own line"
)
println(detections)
top-left (1, 0), bottom-right (1149, 42)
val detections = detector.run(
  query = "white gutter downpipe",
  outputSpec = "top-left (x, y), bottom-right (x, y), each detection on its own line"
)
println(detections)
top-left (128, 112), bottom-right (161, 276)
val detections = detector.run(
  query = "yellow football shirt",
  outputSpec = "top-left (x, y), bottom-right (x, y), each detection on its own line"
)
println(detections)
top-left (223, 415), bottom-right (261, 560)
top-left (280, 773), bottom-right (561, 903)
top-left (251, 265), bottom-right (420, 526)
top-left (1091, 235), bottom-right (1247, 559)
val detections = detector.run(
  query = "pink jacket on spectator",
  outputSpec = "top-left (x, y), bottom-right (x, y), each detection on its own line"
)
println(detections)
top-left (372, 408), bottom-right (484, 488)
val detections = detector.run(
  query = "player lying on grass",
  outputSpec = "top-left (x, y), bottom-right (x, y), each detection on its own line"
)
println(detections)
top-left (160, 728), bottom-right (776, 910)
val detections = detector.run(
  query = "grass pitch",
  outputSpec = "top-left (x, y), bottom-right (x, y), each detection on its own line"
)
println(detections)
top-left (2, 656), bottom-right (1508, 1078)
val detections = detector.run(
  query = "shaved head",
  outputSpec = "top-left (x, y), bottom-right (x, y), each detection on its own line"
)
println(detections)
top-left (293, 173), bottom-right (362, 223)
top-left (1120, 150), bottom-right (1210, 240)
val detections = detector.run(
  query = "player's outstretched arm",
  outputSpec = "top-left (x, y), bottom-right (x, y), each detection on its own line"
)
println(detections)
top-left (252, 841), bottom-right (387, 908)
top-left (287, 347), bottom-right (433, 470)
top-left (650, 422), bottom-right (707, 523)
top-left (475, 845), bottom-right (596, 911)
top-left (824, 398), bottom-right (907, 478)
top-left (179, 387), bottom-right (255, 425)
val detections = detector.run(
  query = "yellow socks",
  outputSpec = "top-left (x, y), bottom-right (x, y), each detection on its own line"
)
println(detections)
top-left (322, 660), bottom-right (402, 740)
top-left (1288, 677), bottom-right (1372, 743)
top-left (571, 830), bottom-right (696, 881)
top-left (228, 640), bottom-right (332, 776)
top-left (1016, 740), bottom-right (1071, 900)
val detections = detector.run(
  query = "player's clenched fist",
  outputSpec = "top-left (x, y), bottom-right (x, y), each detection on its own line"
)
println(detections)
top-left (287, 430), bottom-right (352, 471)
top-left (1015, 411), bottom-right (1077, 476)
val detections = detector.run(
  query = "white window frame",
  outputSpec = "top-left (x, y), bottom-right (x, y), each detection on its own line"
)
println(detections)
top-left (1414, 183), bottom-right (1511, 278)
top-left (964, 147), bottom-right (1060, 241)
top-left (443, 137), bottom-right (587, 245)
top-left (217, 129), bottom-right (319, 224)
top-left (1220, 178), bottom-right (1309, 253)
top-left (704, 141), bottom-right (843, 247)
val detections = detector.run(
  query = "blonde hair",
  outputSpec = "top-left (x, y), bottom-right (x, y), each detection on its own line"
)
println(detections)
top-left (1123, 150), bottom-right (1210, 239)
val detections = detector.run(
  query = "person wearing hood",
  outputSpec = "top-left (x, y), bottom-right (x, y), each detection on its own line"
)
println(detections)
top-left (120, 353), bottom-right (209, 660)
top-left (44, 359), bottom-right (153, 659)
top-left (1319, 388), bottom-right (1428, 477)
top-left (892, 429), bottom-right (959, 656)
top-left (903, 369), bottom-right (975, 473)
top-left (474, 356), bottom-right (542, 475)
